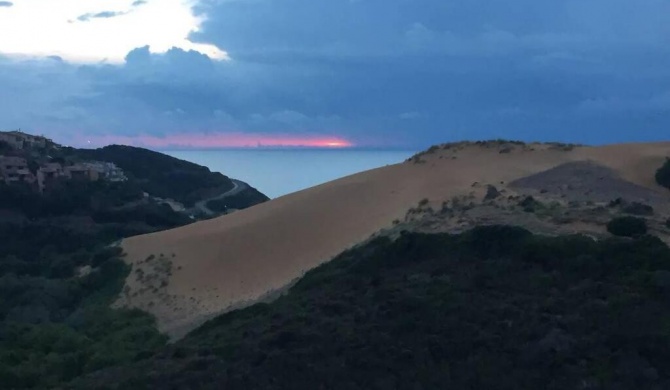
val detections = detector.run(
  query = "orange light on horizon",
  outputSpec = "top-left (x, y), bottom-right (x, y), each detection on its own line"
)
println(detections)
top-left (325, 141), bottom-right (348, 147)
top-left (75, 132), bottom-right (355, 149)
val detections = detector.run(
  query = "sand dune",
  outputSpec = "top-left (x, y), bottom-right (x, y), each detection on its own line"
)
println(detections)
top-left (116, 141), bottom-right (670, 339)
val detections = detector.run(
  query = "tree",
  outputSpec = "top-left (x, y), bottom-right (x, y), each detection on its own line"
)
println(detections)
top-left (656, 158), bottom-right (670, 190)
top-left (0, 140), bottom-right (13, 153)
top-left (607, 216), bottom-right (648, 237)
top-left (28, 159), bottom-right (40, 175)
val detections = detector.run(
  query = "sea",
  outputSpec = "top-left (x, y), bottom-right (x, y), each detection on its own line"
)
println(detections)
top-left (163, 149), bottom-right (417, 199)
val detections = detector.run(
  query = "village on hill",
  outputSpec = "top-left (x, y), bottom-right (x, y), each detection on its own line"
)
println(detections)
top-left (0, 130), bottom-right (127, 193)
top-left (0, 129), bottom-right (269, 221)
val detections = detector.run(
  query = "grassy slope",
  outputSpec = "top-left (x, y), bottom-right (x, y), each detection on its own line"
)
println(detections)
top-left (76, 225), bottom-right (670, 389)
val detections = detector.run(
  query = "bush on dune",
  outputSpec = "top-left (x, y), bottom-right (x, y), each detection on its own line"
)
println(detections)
top-left (607, 216), bottom-right (648, 237)
top-left (657, 158), bottom-right (670, 190)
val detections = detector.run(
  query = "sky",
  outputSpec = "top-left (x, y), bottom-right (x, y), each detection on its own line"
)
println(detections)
top-left (0, 0), bottom-right (668, 149)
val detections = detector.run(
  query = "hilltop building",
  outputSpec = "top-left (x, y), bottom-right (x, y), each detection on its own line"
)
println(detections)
top-left (35, 163), bottom-right (102, 192)
top-left (83, 161), bottom-right (127, 182)
top-left (0, 156), bottom-right (36, 185)
top-left (33, 161), bottom-right (126, 192)
top-left (0, 130), bottom-right (53, 150)
top-left (65, 163), bottom-right (100, 181)
top-left (36, 162), bottom-right (64, 192)
top-left (0, 130), bottom-right (127, 192)
top-left (37, 161), bottom-right (128, 192)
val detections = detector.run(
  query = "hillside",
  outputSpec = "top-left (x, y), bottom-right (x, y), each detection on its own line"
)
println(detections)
top-left (0, 139), bottom-right (270, 240)
top-left (70, 145), bottom-right (269, 209)
top-left (0, 134), bottom-right (270, 388)
top-left (3, 138), bottom-right (669, 388)
top-left (0, 130), bottom-right (270, 214)
top-left (117, 141), bottom-right (670, 338)
top-left (77, 226), bottom-right (670, 389)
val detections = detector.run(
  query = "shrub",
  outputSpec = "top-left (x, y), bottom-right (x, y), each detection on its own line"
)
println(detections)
top-left (484, 185), bottom-right (500, 200)
top-left (665, 218), bottom-right (670, 229)
top-left (519, 196), bottom-right (541, 213)
top-left (622, 201), bottom-right (654, 216)
top-left (656, 158), bottom-right (670, 190)
top-left (607, 216), bottom-right (648, 237)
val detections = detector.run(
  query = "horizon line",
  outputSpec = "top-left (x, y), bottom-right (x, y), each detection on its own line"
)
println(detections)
top-left (153, 145), bottom-right (417, 151)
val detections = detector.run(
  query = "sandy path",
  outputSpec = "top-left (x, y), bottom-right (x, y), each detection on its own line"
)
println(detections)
top-left (116, 141), bottom-right (670, 339)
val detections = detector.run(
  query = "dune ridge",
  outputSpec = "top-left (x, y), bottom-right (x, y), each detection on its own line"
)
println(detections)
top-left (116, 141), bottom-right (670, 339)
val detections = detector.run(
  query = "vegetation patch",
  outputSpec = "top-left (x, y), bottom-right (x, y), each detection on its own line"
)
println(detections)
top-left (607, 216), bottom-right (648, 237)
top-left (518, 195), bottom-right (542, 213)
top-left (206, 188), bottom-right (269, 213)
top-left (622, 202), bottom-right (654, 216)
top-left (484, 184), bottom-right (500, 200)
top-left (609, 198), bottom-right (655, 216)
top-left (0, 246), bottom-right (167, 389)
top-left (656, 158), bottom-right (670, 190)
top-left (72, 145), bottom-right (234, 207)
top-left (0, 179), bottom-right (191, 388)
top-left (546, 142), bottom-right (579, 151)
top-left (75, 226), bottom-right (670, 389)
top-left (0, 137), bottom-right (272, 388)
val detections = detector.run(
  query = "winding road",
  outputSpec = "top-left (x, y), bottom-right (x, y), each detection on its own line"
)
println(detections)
top-left (194, 179), bottom-right (248, 216)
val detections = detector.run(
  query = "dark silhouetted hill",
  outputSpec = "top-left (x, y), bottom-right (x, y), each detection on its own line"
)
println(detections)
top-left (73, 145), bottom-right (234, 207)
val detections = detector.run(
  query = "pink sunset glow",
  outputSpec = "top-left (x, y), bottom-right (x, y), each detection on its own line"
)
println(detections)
top-left (75, 132), bottom-right (355, 149)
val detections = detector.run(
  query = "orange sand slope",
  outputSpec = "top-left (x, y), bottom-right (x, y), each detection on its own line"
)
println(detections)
top-left (117, 142), bottom-right (670, 339)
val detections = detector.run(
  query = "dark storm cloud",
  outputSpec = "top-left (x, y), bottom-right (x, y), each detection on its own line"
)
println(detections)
top-left (1, 0), bottom-right (669, 147)
top-left (186, 0), bottom-right (670, 145)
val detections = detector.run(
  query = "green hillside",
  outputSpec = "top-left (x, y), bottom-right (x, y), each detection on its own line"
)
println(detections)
top-left (74, 226), bottom-right (670, 389)
top-left (0, 141), bottom-right (270, 389)
top-left (71, 145), bottom-right (234, 207)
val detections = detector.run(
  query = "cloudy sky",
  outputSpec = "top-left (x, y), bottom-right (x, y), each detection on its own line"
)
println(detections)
top-left (0, 0), bottom-right (668, 149)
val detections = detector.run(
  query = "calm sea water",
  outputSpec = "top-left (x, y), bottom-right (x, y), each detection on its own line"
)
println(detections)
top-left (163, 149), bottom-right (417, 199)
